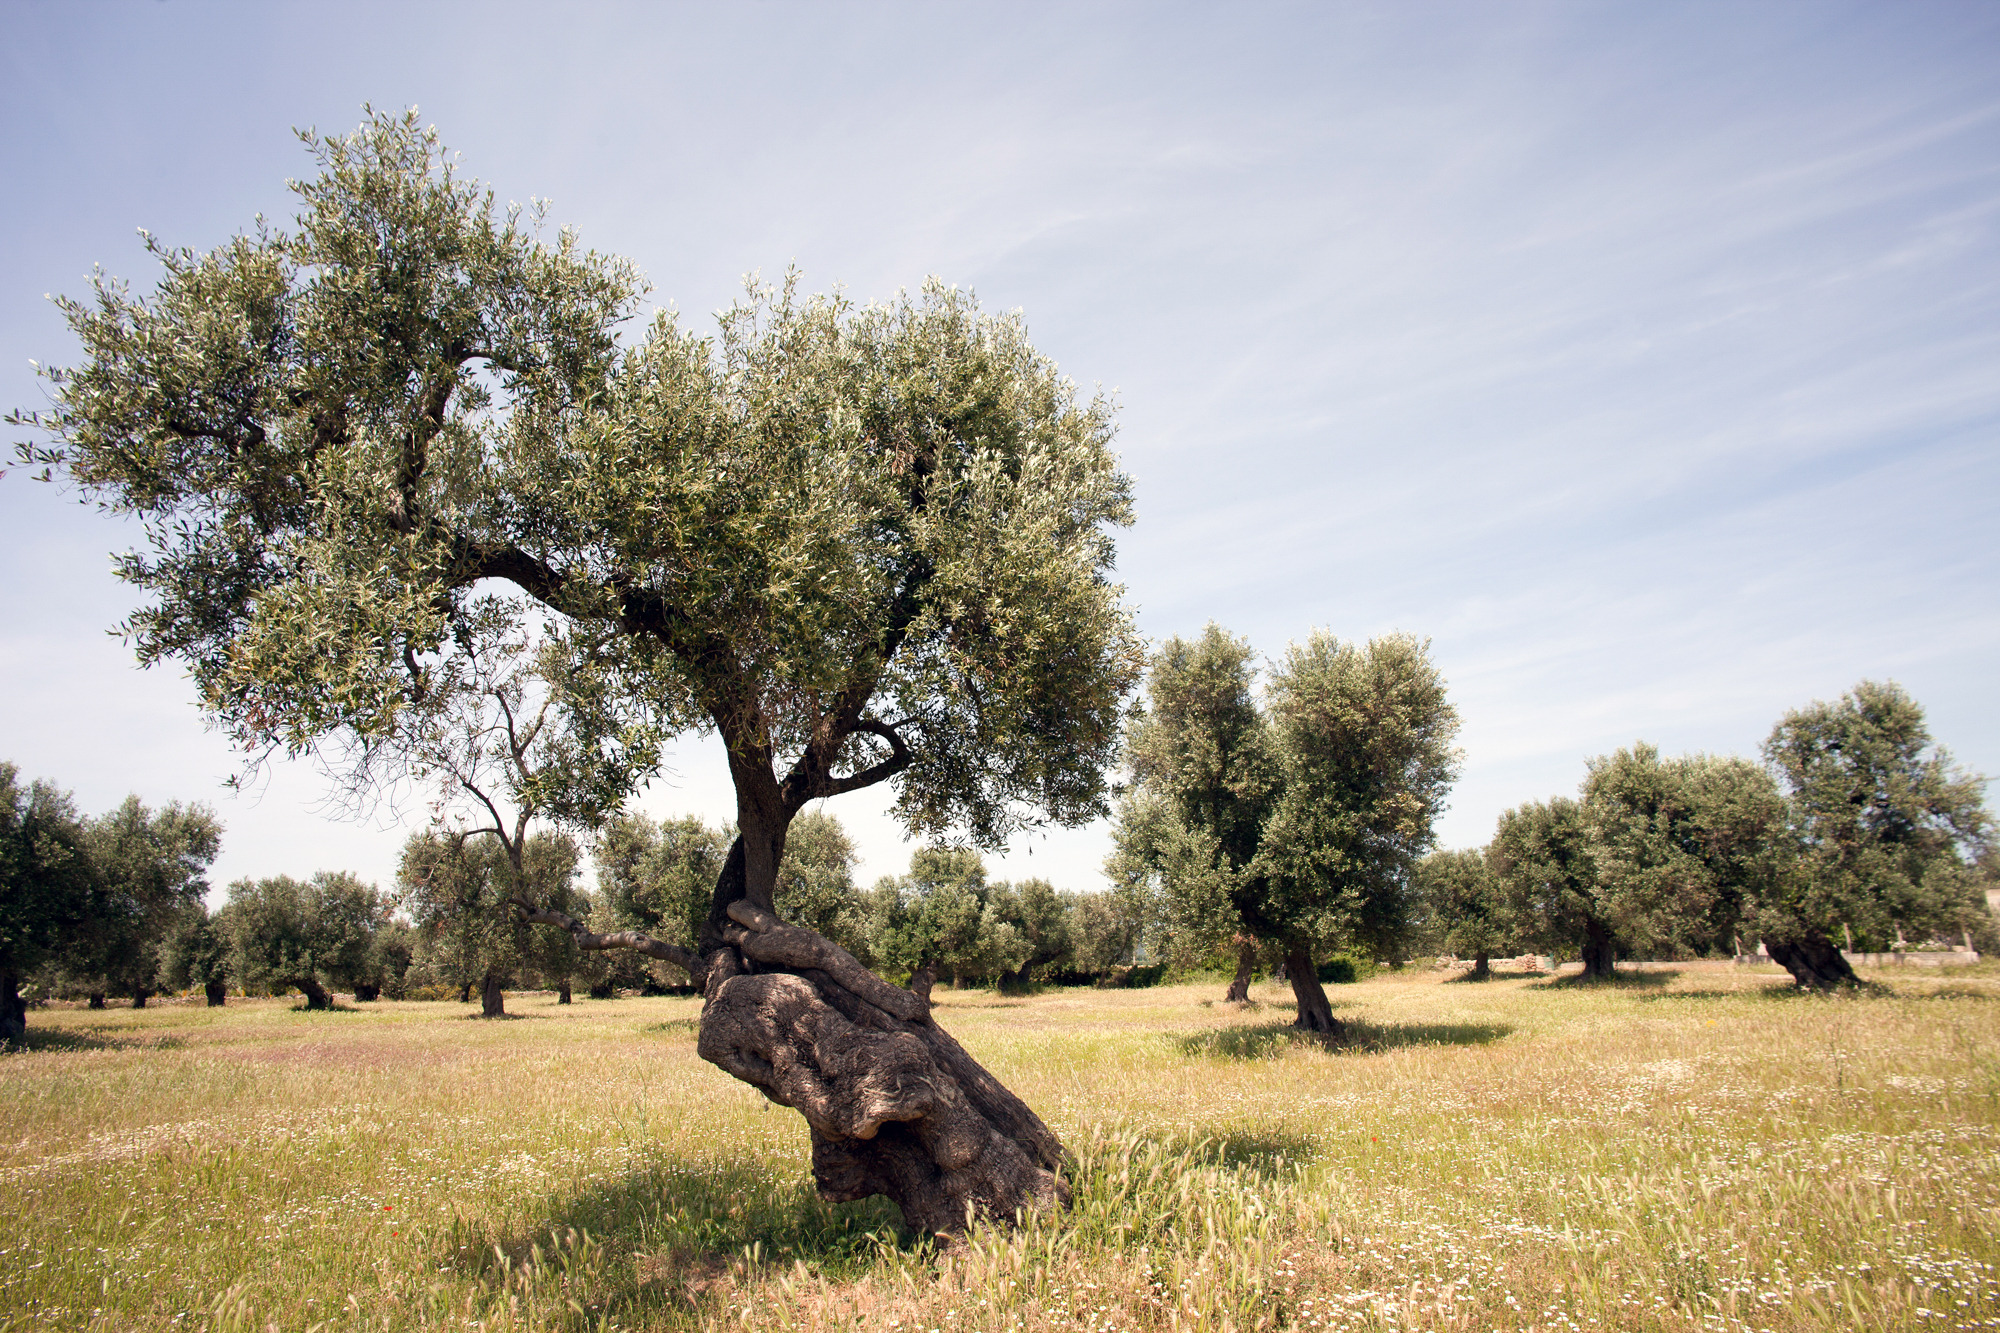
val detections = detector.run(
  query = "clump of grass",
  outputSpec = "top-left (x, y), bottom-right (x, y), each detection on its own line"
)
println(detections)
top-left (3, 968), bottom-right (1998, 1331)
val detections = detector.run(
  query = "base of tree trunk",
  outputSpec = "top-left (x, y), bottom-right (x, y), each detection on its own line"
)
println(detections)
top-left (1580, 929), bottom-right (1616, 980)
top-left (298, 978), bottom-right (333, 1010)
top-left (1766, 936), bottom-right (1857, 990)
top-left (481, 974), bottom-right (506, 1018)
top-left (588, 981), bottom-right (616, 999)
top-left (558, 980), bottom-right (572, 1004)
top-left (698, 904), bottom-right (1068, 1237)
top-left (353, 983), bottom-right (380, 1002)
top-left (458, 982), bottom-right (473, 1004)
top-left (88, 993), bottom-right (105, 1010)
top-left (131, 989), bottom-right (150, 1010)
top-left (1470, 955), bottom-right (1490, 979)
top-left (1, 974), bottom-right (24, 1044)
top-left (204, 981), bottom-right (227, 1007)
top-left (1284, 944), bottom-right (1344, 1035)
top-left (1224, 940), bottom-right (1256, 1004)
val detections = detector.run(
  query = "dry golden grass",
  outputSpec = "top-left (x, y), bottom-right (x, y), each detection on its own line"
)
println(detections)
top-left (4, 961), bottom-right (1997, 1332)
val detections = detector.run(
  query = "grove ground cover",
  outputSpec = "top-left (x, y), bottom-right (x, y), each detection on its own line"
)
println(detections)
top-left (3, 963), bottom-right (1996, 1332)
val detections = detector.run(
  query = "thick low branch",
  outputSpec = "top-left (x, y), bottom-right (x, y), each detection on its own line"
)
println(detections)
top-left (510, 896), bottom-right (702, 977)
top-left (723, 900), bottom-right (929, 1024)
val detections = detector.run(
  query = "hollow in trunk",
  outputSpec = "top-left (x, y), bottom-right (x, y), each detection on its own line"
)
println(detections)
top-left (1284, 942), bottom-right (1343, 1035)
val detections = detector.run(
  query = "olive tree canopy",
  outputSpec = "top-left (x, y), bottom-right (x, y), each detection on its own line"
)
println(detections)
top-left (13, 110), bottom-right (1140, 1234)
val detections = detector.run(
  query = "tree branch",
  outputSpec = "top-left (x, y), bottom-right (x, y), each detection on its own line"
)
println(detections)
top-left (508, 895), bottom-right (703, 977)
top-left (815, 718), bottom-right (912, 800)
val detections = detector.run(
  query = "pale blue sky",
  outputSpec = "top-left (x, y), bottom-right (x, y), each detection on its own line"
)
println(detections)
top-left (4, 1), bottom-right (1996, 897)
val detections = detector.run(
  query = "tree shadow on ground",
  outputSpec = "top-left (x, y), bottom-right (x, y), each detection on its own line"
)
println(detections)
top-left (1, 1025), bottom-right (122, 1053)
top-left (1530, 970), bottom-right (1678, 991)
top-left (446, 1155), bottom-right (915, 1326)
top-left (1176, 1019), bottom-right (1510, 1059)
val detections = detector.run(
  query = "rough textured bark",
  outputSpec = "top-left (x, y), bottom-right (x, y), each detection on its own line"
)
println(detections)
top-left (1766, 936), bottom-right (1857, 990)
top-left (522, 888), bottom-right (1070, 1237)
top-left (481, 972), bottom-right (505, 1018)
top-left (1, 972), bottom-right (24, 1044)
top-left (204, 981), bottom-right (227, 1007)
top-left (296, 976), bottom-right (332, 1010)
top-left (1284, 943), bottom-right (1343, 1035)
top-left (1580, 920), bottom-right (1616, 980)
top-left (1224, 940), bottom-right (1257, 1003)
top-left (907, 962), bottom-right (938, 1004)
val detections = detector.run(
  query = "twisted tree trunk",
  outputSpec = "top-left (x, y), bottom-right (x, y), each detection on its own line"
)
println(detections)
top-left (1766, 935), bottom-right (1857, 990)
top-left (1284, 943), bottom-right (1343, 1035)
top-left (517, 885), bottom-right (1070, 1236)
top-left (1, 972), bottom-right (24, 1044)
top-left (1224, 939), bottom-right (1257, 1004)
top-left (296, 976), bottom-right (333, 1010)
top-left (481, 972), bottom-right (506, 1018)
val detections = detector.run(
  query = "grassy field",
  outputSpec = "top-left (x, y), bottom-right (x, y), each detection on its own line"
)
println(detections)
top-left (4, 963), bottom-right (1997, 1333)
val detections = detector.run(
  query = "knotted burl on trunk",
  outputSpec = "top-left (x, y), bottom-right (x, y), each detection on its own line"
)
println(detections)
top-left (702, 903), bottom-right (1071, 1236)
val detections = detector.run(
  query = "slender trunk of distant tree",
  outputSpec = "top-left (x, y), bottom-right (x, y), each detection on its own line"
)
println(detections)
top-left (1284, 942), bottom-right (1342, 1035)
top-left (1581, 920), bottom-right (1616, 980)
top-left (296, 976), bottom-right (332, 1010)
top-left (88, 992), bottom-right (105, 1009)
top-left (557, 979), bottom-right (571, 1004)
top-left (204, 980), bottom-right (227, 1007)
top-left (1224, 940), bottom-right (1257, 1003)
top-left (457, 981), bottom-right (472, 1004)
top-left (1765, 935), bottom-right (1857, 991)
top-left (481, 972), bottom-right (505, 1018)
top-left (0, 972), bottom-right (25, 1044)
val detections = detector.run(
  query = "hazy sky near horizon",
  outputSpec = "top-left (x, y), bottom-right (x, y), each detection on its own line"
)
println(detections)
top-left (3, 1), bottom-right (1996, 901)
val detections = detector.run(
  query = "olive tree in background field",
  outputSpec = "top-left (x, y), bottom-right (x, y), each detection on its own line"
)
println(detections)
top-left (73, 796), bottom-right (222, 1007)
top-left (1489, 797), bottom-right (1610, 977)
top-left (399, 828), bottom-right (584, 1015)
top-left (224, 872), bottom-right (390, 1008)
top-left (13, 111), bottom-right (1139, 1234)
top-left (1414, 849), bottom-right (1507, 977)
top-left (1756, 681), bottom-right (1992, 989)
top-left (0, 765), bottom-right (97, 1042)
top-left (1117, 627), bottom-right (1461, 1032)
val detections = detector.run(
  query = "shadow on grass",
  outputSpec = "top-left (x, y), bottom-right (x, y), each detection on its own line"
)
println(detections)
top-left (643, 1018), bottom-right (700, 1034)
top-left (1, 1025), bottom-right (122, 1053)
top-left (1177, 1019), bottom-right (1510, 1059)
top-left (1529, 970), bottom-right (1678, 991)
top-left (448, 1155), bottom-right (915, 1325)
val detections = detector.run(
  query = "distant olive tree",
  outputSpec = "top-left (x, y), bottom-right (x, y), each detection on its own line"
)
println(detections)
top-left (225, 872), bottom-right (390, 1008)
top-left (0, 765), bottom-right (97, 1042)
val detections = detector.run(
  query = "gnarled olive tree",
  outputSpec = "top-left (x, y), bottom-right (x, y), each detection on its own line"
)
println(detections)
top-left (13, 110), bottom-right (1141, 1234)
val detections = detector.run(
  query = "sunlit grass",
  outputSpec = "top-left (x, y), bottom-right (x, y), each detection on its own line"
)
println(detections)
top-left (4, 961), bottom-right (1997, 1331)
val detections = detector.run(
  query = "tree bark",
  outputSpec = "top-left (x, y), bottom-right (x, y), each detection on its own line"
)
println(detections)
top-left (1224, 940), bottom-right (1257, 1003)
top-left (88, 993), bottom-right (105, 1010)
top-left (204, 980), bottom-right (227, 1007)
top-left (131, 988), bottom-right (150, 1009)
top-left (481, 972), bottom-right (505, 1018)
top-left (1765, 935), bottom-right (1857, 990)
top-left (1470, 953), bottom-right (1490, 979)
top-left (297, 976), bottom-right (332, 1010)
top-left (558, 979), bottom-right (571, 1004)
top-left (458, 981), bottom-right (472, 1004)
top-left (701, 902), bottom-right (1068, 1236)
top-left (1, 972), bottom-right (25, 1044)
top-left (908, 961), bottom-right (938, 1004)
top-left (1580, 920), bottom-right (1616, 980)
top-left (1284, 943), bottom-right (1343, 1035)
